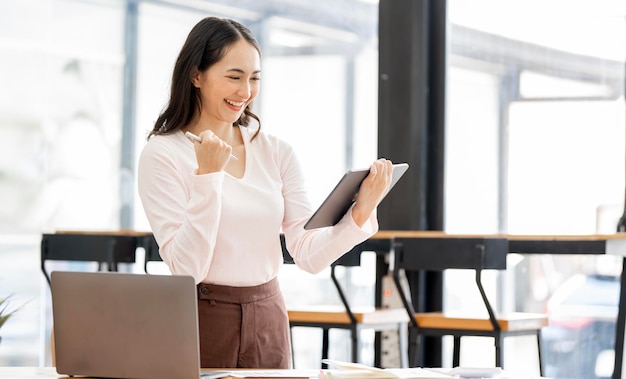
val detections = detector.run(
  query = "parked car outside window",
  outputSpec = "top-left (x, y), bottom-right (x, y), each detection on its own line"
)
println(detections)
top-left (542, 274), bottom-right (619, 379)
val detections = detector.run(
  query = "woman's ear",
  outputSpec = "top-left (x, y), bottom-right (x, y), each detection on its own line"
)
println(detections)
top-left (191, 67), bottom-right (201, 88)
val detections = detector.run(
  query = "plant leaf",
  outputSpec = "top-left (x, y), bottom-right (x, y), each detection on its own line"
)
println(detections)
top-left (0, 296), bottom-right (23, 330)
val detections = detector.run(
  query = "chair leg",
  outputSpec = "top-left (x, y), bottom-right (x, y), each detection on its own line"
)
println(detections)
top-left (289, 325), bottom-right (295, 369)
top-left (494, 334), bottom-right (504, 368)
top-left (321, 328), bottom-right (330, 368)
top-left (407, 327), bottom-right (419, 367)
top-left (452, 336), bottom-right (461, 367)
top-left (398, 323), bottom-right (409, 368)
top-left (351, 326), bottom-right (358, 363)
top-left (536, 330), bottom-right (544, 376)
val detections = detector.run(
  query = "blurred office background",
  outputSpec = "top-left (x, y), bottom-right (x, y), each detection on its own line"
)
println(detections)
top-left (0, 0), bottom-right (625, 378)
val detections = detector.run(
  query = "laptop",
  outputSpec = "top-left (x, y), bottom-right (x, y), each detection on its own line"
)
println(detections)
top-left (50, 271), bottom-right (228, 379)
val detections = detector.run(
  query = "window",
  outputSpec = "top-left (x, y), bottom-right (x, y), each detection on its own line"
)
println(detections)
top-left (445, 0), bottom-right (625, 376)
top-left (0, 0), bottom-right (125, 366)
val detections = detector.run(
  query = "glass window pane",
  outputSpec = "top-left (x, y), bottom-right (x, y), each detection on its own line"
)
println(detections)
top-left (0, 0), bottom-right (125, 366)
top-left (446, 0), bottom-right (625, 376)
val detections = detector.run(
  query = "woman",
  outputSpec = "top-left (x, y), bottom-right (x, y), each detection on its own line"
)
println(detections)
top-left (137, 16), bottom-right (392, 369)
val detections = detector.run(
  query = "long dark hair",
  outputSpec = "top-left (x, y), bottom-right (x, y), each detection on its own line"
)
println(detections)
top-left (148, 17), bottom-right (261, 140)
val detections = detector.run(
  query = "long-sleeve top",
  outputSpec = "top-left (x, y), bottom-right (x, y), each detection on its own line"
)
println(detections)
top-left (137, 126), bottom-right (378, 286)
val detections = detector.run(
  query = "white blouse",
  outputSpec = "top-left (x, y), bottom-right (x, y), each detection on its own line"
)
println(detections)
top-left (137, 126), bottom-right (378, 286)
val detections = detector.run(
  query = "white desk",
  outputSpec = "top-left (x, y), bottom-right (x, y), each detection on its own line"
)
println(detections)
top-left (0, 367), bottom-right (319, 379)
top-left (0, 367), bottom-right (549, 378)
top-left (0, 367), bottom-right (60, 378)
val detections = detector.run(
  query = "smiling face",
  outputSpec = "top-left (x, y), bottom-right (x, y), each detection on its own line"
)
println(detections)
top-left (192, 39), bottom-right (261, 127)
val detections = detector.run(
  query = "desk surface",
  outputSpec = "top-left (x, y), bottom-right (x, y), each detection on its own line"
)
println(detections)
top-left (50, 229), bottom-right (626, 239)
top-left (0, 367), bottom-right (62, 378)
top-left (52, 229), bottom-right (153, 236)
top-left (371, 230), bottom-right (626, 240)
top-left (0, 367), bottom-right (320, 379)
top-left (0, 367), bottom-right (550, 378)
top-left (367, 230), bottom-right (626, 257)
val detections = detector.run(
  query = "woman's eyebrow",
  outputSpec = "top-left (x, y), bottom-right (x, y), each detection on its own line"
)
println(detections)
top-left (226, 68), bottom-right (261, 75)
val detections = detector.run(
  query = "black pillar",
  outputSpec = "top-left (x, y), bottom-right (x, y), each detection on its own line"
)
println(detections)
top-left (378, 0), bottom-right (447, 367)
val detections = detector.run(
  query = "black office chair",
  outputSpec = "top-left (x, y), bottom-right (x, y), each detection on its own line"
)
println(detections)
top-left (41, 233), bottom-right (138, 287)
top-left (393, 238), bottom-right (548, 374)
top-left (284, 236), bottom-right (409, 368)
top-left (391, 237), bottom-right (546, 374)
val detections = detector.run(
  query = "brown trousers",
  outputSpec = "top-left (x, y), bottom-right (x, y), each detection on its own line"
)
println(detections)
top-left (197, 278), bottom-right (291, 369)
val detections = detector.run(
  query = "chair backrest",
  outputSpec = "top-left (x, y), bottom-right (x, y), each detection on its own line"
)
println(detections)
top-left (392, 236), bottom-right (508, 272)
top-left (41, 233), bottom-right (138, 286)
top-left (41, 233), bottom-right (138, 264)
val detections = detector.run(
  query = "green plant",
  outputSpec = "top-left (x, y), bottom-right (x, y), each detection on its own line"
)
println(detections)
top-left (0, 296), bottom-right (21, 330)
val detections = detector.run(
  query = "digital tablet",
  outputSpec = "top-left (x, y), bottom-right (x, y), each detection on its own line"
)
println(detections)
top-left (304, 163), bottom-right (409, 230)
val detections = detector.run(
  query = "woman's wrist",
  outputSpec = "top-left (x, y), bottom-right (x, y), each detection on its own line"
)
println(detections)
top-left (351, 205), bottom-right (372, 228)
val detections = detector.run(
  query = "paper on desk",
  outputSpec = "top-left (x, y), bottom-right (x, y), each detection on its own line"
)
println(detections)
top-left (448, 367), bottom-right (503, 378)
top-left (428, 367), bottom-right (549, 379)
top-left (321, 360), bottom-right (453, 379)
top-left (324, 369), bottom-right (453, 378)
top-left (227, 369), bottom-right (319, 378)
